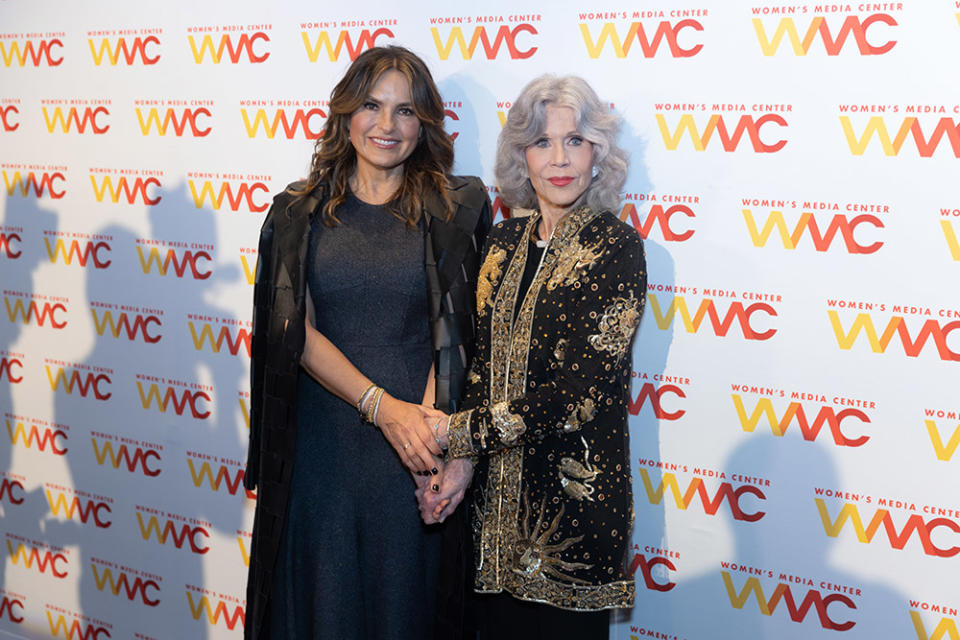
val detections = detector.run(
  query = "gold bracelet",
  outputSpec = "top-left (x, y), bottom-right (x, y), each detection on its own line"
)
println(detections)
top-left (356, 382), bottom-right (376, 415)
top-left (364, 387), bottom-right (384, 424)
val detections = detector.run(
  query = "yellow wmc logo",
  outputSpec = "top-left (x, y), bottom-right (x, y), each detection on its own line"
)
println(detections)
top-left (752, 14), bottom-right (897, 56)
top-left (87, 36), bottom-right (160, 65)
top-left (909, 610), bottom-right (958, 640)
top-left (188, 33), bottom-right (269, 63)
top-left (731, 394), bottom-right (869, 447)
top-left (840, 116), bottom-right (960, 158)
top-left (186, 591), bottom-right (245, 630)
top-left (46, 612), bottom-right (110, 639)
top-left (942, 219), bottom-right (960, 260)
top-left (301, 28), bottom-right (393, 62)
top-left (925, 416), bottom-right (960, 462)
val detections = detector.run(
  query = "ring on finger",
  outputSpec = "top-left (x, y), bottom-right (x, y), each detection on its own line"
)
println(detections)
top-left (402, 442), bottom-right (411, 450)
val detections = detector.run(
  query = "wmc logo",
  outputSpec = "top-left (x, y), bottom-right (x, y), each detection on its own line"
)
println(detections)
top-left (647, 293), bottom-right (778, 340)
top-left (90, 175), bottom-right (162, 204)
top-left (46, 366), bottom-right (112, 400)
top-left (1, 477), bottom-right (25, 505)
top-left (136, 107), bottom-right (212, 136)
top-left (188, 179), bottom-right (269, 212)
top-left (629, 383), bottom-right (685, 420)
top-left (136, 511), bottom-right (210, 554)
top-left (3, 170), bottom-right (66, 198)
top-left (752, 14), bottom-right (897, 56)
top-left (0, 595), bottom-right (24, 623)
top-left (626, 551), bottom-right (676, 592)
top-left (0, 356), bottom-right (24, 383)
top-left (45, 611), bottom-right (111, 639)
top-left (657, 113), bottom-right (788, 152)
top-left (240, 252), bottom-right (257, 285)
top-left (45, 489), bottom-right (112, 528)
top-left (4, 297), bottom-right (68, 328)
top-left (6, 419), bottom-right (68, 455)
top-left (91, 437), bottom-right (162, 476)
top-left (925, 410), bottom-right (960, 462)
top-left (840, 116), bottom-right (960, 158)
top-left (91, 563), bottom-right (160, 606)
top-left (579, 19), bottom-right (703, 58)
top-left (1, 105), bottom-right (19, 130)
top-left (909, 607), bottom-right (959, 640)
top-left (301, 26), bottom-right (393, 62)
top-left (742, 208), bottom-right (883, 253)
top-left (0, 38), bottom-right (63, 66)
top-left (722, 570), bottom-right (856, 631)
top-left (0, 232), bottom-right (21, 258)
top-left (815, 494), bottom-right (960, 557)
top-left (45, 238), bottom-right (112, 268)
top-left (88, 36), bottom-right (161, 65)
top-left (189, 321), bottom-right (252, 357)
top-left (827, 307), bottom-right (960, 361)
top-left (91, 309), bottom-right (162, 343)
top-left (430, 24), bottom-right (538, 60)
top-left (187, 590), bottom-right (245, 630)
top-left (43, 107), bottom-right (110, 134)
top-left (5, 539), bottom-right (68, 578)
top-left (137, 382), bottom-right (211, 419)
top-left (942, 215), bottom-right (960, 260)
top-left (137, 246), bottom-right (212, 279)
top-left (186, 457), bottom-right (255, 499)
top-left (732, 393), bottom-right (870, 447)
top-left (241, 108), bottom-right (325, 139)
top-left (619, 203), bottom-right (695, 241)
top-left (638, 468), bottom-right (766, 521)
top-left (189, 32), bottom-right (270, 63)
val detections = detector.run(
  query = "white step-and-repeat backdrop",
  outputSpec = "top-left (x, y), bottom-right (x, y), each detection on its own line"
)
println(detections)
top-left (1, 1), bottom-right (957, 638)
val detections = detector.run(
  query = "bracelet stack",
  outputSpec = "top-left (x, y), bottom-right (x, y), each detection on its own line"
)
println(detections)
top-left (357, 383), bottom-right (385, 427)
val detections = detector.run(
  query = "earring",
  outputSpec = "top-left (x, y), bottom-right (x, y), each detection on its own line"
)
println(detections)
top-left (591, 165), bottom-right (600, 178)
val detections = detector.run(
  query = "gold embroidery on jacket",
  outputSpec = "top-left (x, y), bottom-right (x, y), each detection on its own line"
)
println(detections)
top-left (546, 239), bottom-right (604, 291)
top-left (491, 401), bottom-right (526, 445)
top-left (514, 493), bottom-right (592, 583)
top-left (558, 436), bottom-right (600, 502)
top-left (477, 246), bottom-right (506, 317)
top-left (588, 291), bottom-right (642, 364)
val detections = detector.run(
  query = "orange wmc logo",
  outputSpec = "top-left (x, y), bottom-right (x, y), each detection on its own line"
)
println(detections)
top-left (136, 512), bottom-right (210, 554)
top-left (579, 19), bottom-right (703, 59)
top-left (1, 105), bottom-right (19, 130)
top-left (46, 366), bottom-right (112, 400)
top-left (5, 539), bottom-right (68, 578)
top-left (88, 36), bottom-right (161, 65)
top-left (301, 26), bottom-right (393, 62)
top-left (45, 238), bottom-right (112, 269)
top-left (431, 23), bottom-right (538, 60)
top-left (45, 489), bottom-right (112, 528)
top-left (909, 607), bottom-right (959, 640)
top-left (0, 356), bottom-right (24, 383)
top-left (137, 246), bottom-right (212, 279)
top-left (189, 179), bottom-right (269, 212)
top-left (189, 321), bottom-right (251, 357)
top-left (0, 38), bottom-right (63, 66)
top-left (137, 381), bottom-right (211, 419)
top-left (46, 611), bottom-right (111, 639)
top-left (638, 468), bottom-right (766, 521)
top-left (3, 170), bottom-right (66, 199)
top-left (0, 595), bottom-right (24, 623)
top-left (828, 308), bottom-right (960, 361)
top-left (732, 393), bottom-right (870, 447)
top-left (189, 32), bottom-right (270, 63)
top-left (925, 410), bottom-right (960, 462)
top-left (743, 208), bottom-right (883, 254)
top-left (626, 552), bottom-right (676, 592)
top-left (5, 419), bottom-right (68, 455)
top-left (43, 107), bottom-right (110, 134)
top-left (1, 477), bottom-right (25, 505)
top-left (816, 496), bottom-right (960, 558)
top-left (91, 563), bottom-right (160, 606)
top-left (753, 13), bottom-right (896, 56)
top-left (648, 293), bottom-right (778, 340)
top-left (91, 437), bottom-right (162, 476)
top-left (136, 107), bottom-right (212, 137)
top-left (241, 108), bottom-right (325, 139)
top-left (629, 383), bottom-right (685, 420)
top-left (187, 457), bottom-right (255, 499)
top-left (840, 116), bottom-right (960, 158)
top-left (722, 571), bottom-right (856, 631)
top-left (0, 232), bottom-right (21, 258)
top-left (4, 297), bottom-right (68, 329)
top-left (619, 203), bottom-right (695, 241)
top-left (657, 112), bottom-right (788, 152)
top-left (90, 175), bottom-right (162, 204)
top-left (187, 590), bottom-right (245, 631)
top-left (91, 309), bottom-right (163, 343)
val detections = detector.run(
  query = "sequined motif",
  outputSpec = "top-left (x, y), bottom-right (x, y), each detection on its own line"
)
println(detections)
top-left (558, 436), bottom-right (600, 501)
top-left (588, 291), bottom-right (642, 364)
top-left (547, 238), bottom-right (604, 291)
top-left (514, 493), bottom-right (592, 583)
top-left (491, 401), bottom-right (526, 445)
top-left (477, 246), bottom-right (506, 316)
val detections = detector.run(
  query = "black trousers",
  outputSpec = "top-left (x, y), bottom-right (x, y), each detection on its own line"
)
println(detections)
top-left (474, 592), bottom-right (610, 640)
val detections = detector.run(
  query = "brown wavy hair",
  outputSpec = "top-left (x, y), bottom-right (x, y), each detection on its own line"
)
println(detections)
top-left (297, 46), bottom-right (453, 227)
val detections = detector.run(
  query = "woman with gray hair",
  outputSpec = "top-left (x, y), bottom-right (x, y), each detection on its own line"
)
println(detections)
top-left (421, 74), bottom-right (646, 638)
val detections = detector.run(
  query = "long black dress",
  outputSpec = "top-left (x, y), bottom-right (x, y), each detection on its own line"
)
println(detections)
top-left (267, 193), bottom-right (439, 638)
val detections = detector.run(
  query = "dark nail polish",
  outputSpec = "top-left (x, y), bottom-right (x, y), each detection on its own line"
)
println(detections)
top-left (431, 467), bottom-right (438, 475)
top-left (432, 484), bottom-right (439, 492)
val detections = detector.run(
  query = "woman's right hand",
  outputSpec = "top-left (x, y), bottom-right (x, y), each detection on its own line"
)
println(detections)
top-left (376, 393), bottom-right (446, 473)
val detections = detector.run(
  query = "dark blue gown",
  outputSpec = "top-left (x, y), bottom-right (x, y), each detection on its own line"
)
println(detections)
top-left (267, 193), bottom-right (439, 638)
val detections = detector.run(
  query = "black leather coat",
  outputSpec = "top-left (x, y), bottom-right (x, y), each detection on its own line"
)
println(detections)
top-left (242, 176), bottom-right (491, 639)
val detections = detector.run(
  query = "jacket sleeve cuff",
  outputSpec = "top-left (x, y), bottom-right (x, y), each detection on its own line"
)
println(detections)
top-left (447, 409), bottom-right (476, 458)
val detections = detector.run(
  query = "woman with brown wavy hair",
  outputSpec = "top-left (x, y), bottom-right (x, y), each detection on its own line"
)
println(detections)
top-left (244, 46), bottom-right (491, 639)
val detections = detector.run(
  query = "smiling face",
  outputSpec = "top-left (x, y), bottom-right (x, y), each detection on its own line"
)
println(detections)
top-left (349, 69), bottom-right (421, 179)
top-left (524, 104), bottom-right (594, 219)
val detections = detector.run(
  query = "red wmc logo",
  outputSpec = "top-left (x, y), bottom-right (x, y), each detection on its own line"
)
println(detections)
top-left (241, 108), bottom-right (325, 139)
top-left (137, 246), bottom-right (211, 279)
top-left (92, 437), bottom-right (162, 476)
top-left (189, 32), bottom-right (270, 63)
top-left (187, 591), bottom-right (245, 630)
top-left (301, 27), bottom-right (393, 62)
top-left (431, 24), bottom-right (538, 60)
top-left (136, 107), bottom-right (212, 137)
top-left (4, 298), bottom-right (68, 328)
top-left (5, 539), bottom-right (68, 578)
top-left (91, 564), bottom-right (160, 606)
top-left (816, 497), bottom-right (960, 558)
top-left (136, 512), bottom-right (209, 554)
top-left (43, 107), bottom-right (110, 134)
top-left (46, 366), bottom-right (112, 400)
top-left (639, 468), bottom-right (766, 521)
top-left (619, 203), bottom-right (695, 241)
top-left (0, 595), bottom-right (24, 623)
top-left (45, 489), bottom-right (112, 528)
top-left (0, 477), bottom-right (25, 505)
top-left (629, 383), bottom-right (685, 420)
top-left (657, 113), bottom-right (788, 152)
top-left (0, 39), bottom-right (63, 66)
top-left (841, 116), bottom-right (960, 158)
top-left (743, 209), bottom-right (883, 253)
top-left (189, 322), bottom-right (251, 357)
top-left (137, 382), bottom-right (211, 419)
top-left (722, 571), bottom-right (855, 631)
top-left (828, 310), bottom-right (960, 361)
top-left (579, 20), bottom-right (703, 58)
top-left (5, 420), bottom-right (68, 455)
top-left (648, 293), bottom-right (777, 340)
top-left (753, 14), bottom-right (897, 56)
top-left (45, 238), bottom-right (112, 268)
top-left (46, 612), bottom-right (110, 639)
top-left (88, 36), bottom-right (161, 65)
top-left (1, 105), bottom-right (19, 130)
top-left (187, 457), bottom-right (255, 499)
top-left (732, 393), bottom-right (870, 447)
top-left (0, 356), bottom-right (23, 383)
top-left (90, 175), bottom-right (161, 205)
top-left (91, 309), bottom-right (162, 343)
top-left (0, 232), bottom-right (21, 257)
top-left (627, 553), bottom-right (676, 592)
top-left (3, 170), bottom-right (66, 198)
top-left (188, 180), bottom-right (269, 212)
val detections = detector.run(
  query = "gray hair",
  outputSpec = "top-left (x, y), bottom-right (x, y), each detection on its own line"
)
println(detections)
top-left (495, 75), bottom-right (628, 213)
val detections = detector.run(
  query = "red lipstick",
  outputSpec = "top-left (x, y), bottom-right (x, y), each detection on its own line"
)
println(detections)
top-left (547, 177), bottom-right (574, 187)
